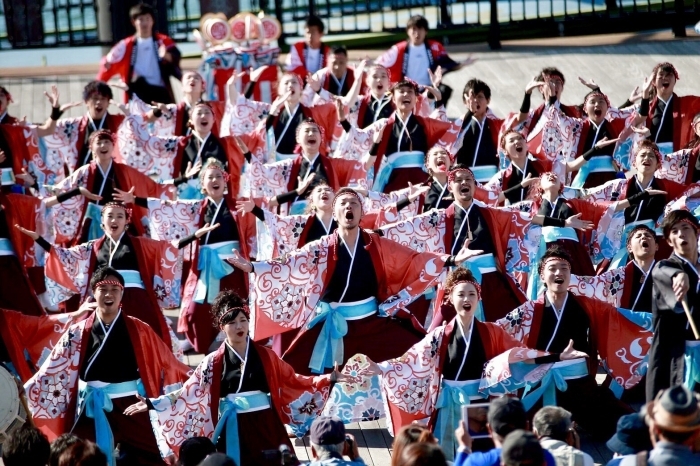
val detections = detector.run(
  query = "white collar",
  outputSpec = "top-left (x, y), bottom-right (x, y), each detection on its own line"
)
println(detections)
top-left (136, 36), bottom-right (153, 43)
top-left (657, 94), bottom-right (673, 106)
top-left (303, 153), bottom-right (320, 166)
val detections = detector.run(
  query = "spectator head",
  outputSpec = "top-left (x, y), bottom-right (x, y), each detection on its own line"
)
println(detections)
top-left (424, 146), bottom-right (451, 177)
top-left (406, 15), bottom-right (429, 46)
top-left (631, 139), bottom-right (662, 174)
top-left (462, 79), bottom-right (491, 118)
top-left (328, 46), bottom-right (348, 78)
top-left (130, 4), bottom-right (156, 37)
top-left (49, 434), bottom-right (81, 466)
top-left (501, 430), bottom-right (545, 466)
top-left (304, 15), bottom-right (325, 47)
top-left (650, 62), bottom-right (679, 98)
top-left (57, 440), bottom-right (107, 466)
top-left (82, 81), bottom-right (112, 120)
top-left (532, 406), bottom-right (573, 443)
top-left (488, 397), bottom-right (528, 445)
top-left (2, 423), bottom-right (51, 466)
top-left (538, 246), bottom-right (572, 292)
top-left (626, 224), bottom-right (658, 262)
top-left (177, 437), bottom-right (216, 466)
top-left (391, 425), bottom-right (437, 466)
top-left (390, 80), bottom-right (419, 113)
top-left (660, 208), bottom-right (700, 242)
top-left (0, 86), bottom-right (12, 113)
top-left (88, 129), bottom-right (115, 160)
top-left (645, 385), bottom-right (700, 447)
top-left (500, 130), bottom-right (528, 162)
top-left (606, 413), bottom-right (653, 456)
top-left (198, 452), bottom-right (236, 466)
top-left (398, 441), bottom-right (448, 466)
top-left (310, 416), bottom-right (346, 459)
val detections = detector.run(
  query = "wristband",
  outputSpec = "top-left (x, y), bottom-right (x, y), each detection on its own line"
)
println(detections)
top-left (582, 147), bottom-right (595, 161)
top-left (519, 93), bottom-right (532, 114)
top-left (50, 107), bottom-right (63, 121)
top-left (639, 98), bottom-right (650, 117)
top-left (542, 216), bottom-right (566, 228)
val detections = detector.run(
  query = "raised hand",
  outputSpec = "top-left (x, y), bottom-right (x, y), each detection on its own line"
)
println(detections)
top-left (424, 86), bottom-right (442, 102)
top-left (59, 101), bottom-right (83, 113)
top-left (15, 168), bottom-right (35, 187)
top-left (593, 137), bottom-right (620, 150)
top-left (79, 187), bottom-right (103, 202)
top-left (524, 79), bottom-right (542, 95)
top-left (113, 187), bottom-right (136, 204)
top-left (14, 224), bottom-right (39, 240)
top-left (194, 222), bottom-right (220, 239)
top-left (521, 173), bottom-right (537, 188)
top-left (335, 97), bottom-right (346, 122)
top-left (249, 65), bottom-right (270, 83)
top-left (354, 59), bottom-right (367, 78)
top-left (110, 99), bottom-right (130, 116)
top-left (296, 174), bottom-right (316, 196)
top-left (629, 85), bottom-right (642, 103)
top-left (630, 126), bottom-right (651, 139)
top-left (428, 67), bottom-right (443, 89)
top-left (453, 240), bottom-right (484, 264)
top-left (123, 394), bottom-right (148, 416)
top-left (235, 198), bottom-right (256, 215)
top-left (307, 72), bottom-right (322, 93)
top-left (560, 339), bottom-right (589, 360)
top-left (109, 80), bottom-right (130, 92)
top-left (72, 300), bottom-right (97, 320)
top-left (577, 77), bottom-right (599, 90)
top-left (564, 213), bottom-right (593, 231)
top-left (407, 182), bottom-right (430, 201)
top-left (226, 249), bottom-right (253, 273)
top-left (151, 101), bottom-right (172, 118)
top-left (642, 73), bottom-right (655, 99)
top-left (270, 91), bottom-right (292, 116)
top-left (185, 160), bottom-right (202, 179)
top-left (44, 85), bottom-right (60, 108)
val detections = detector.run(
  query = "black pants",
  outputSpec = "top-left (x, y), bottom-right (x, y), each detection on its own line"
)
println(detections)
top-left (128, 77), bottom-right (173, 104)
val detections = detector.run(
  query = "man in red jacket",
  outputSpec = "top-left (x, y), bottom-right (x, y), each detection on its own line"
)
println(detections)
top-left (285, 15), bottom-right (331, 83)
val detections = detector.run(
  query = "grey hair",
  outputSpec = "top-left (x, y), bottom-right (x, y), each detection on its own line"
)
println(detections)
top-left (311, 442), bottom-right (345, 457)
top-left (533, 406), bottom-right (572, 442)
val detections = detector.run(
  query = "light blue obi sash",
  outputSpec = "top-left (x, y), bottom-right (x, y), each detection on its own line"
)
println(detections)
top-left (0, 238), bottom-right (15, 256)
top-left (684, 341), bottom-right (700, 391)
top-left (307, 297), bottom-right (378, 374)
top-left (0, 168), bottom-right (15, 186)
top-left (84, 202), bottom-right (105, 241)
top-left (373, 151), bottom-right (426, 192)
top-left (461, 254), bottom-right (497, 322)
top-left (527, 226), bottom-right (579, 300)
top-left (657, 141), bottom-right (674, 156)
top-left (77, 379), bottom-right (146, 466)
top-left (571, 156), bottom-right (616, 189)
top-left (195, 240), bottom-right (240, 304)
top-left (521, 358), bottom-right (588, 411)
top-left (275, 152), bottom-right (297, 162)
top-left (434, 379), bottom-right (485, 459)
top-left (471, 165), bottom-right (498, 183)
top-left (609, 220), bottom-right (656, 270)
top-left (213, 391), bottom-right (271, 466)
top-left (114, 270), bottom-right (145, 289)
top-left (178, 181), bottom-right (205, 201)
top-left (290, 199), bottom-right (309, 215)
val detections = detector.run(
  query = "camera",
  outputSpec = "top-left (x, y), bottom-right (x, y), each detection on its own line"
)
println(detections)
top-left (261, 444), bottom-right (299, 465)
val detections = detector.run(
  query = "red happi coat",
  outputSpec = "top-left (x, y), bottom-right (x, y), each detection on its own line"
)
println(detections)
top-left (285, 153), bottom-right (358, 193)
top-left (25, 312), bottom-right (191, 441)
top-left (269, 103), bottom-right (338, 156)
top-left (375, 40), bottom-right (453, 84)
top-left (0, 124), bottom-right (39, 175)
top-left (645, 93), bottom-right (700, 152)
top-left (526, 103), bottom-right (581, 161)
top-left (356, 93), bottom-right (394, 128)
top-left (0, 308), bottom-right (82, 382)
top-left (286, 42), bottom-right (332, 82)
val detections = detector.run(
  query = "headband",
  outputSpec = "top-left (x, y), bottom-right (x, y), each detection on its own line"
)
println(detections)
top-left (88, 129), bottom-right (115, 147)
top-left (294, 120), bottom-right (326, 153)
top-left (368, 63), bottom-right (391, 82)
top-left (332, 189), bottom-right (364, 214)
top-left (218, 306), bottom-right (249, 327)
top-left (94, 279), bottom-right (124, 291)
top-left (633, 143), bottom-right (662, 167)
top-left (447, 167), bottom-right (475, 184)
top-left (583, 91), bottom-right (611, 109)
top-left (499, 129), bottom-right (524, 150)
top-left (679, 218), bottom-right (700, 231)
top-left (451, 279), bottom-right (481, 299)
top-left (200, 160), bottom-right (231, 183)
top-left (653, 62), bottom-right (680, 81)
top-left (391, 79), bottom-right (420, 94)
top-left (626, 225), bottom-right (657, 248)
top-left (539, 256), bottom-right (571, 275)
top-left (102, 202), bottom-right (132, 222)
top-left (281, 73), bottom-right (304, 89)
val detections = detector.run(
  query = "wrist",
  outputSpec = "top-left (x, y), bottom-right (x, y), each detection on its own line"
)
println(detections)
top-left (50, 107), bottom-right (63, 121)
top-left (152, 108), bottom-right (163, 118)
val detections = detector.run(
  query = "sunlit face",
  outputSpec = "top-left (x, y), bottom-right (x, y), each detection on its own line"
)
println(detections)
top-left (392, 86), bottom-right (417, 113)
top-left (448, 170), bottom-right (475, 203)
top-left (278, 74), bottom-right (302, 101)
top-left (541, 75), bottom-right (564, 99)
top-left (297, 122), bottom-right (321, 152)
top-left (102, 206), bottom-right (128, 238)
top-left (0, 92), bottom-right (8, 115)
top-left (202, 167), bottom-right (225, 197)
top-left (464, 89), bottom-right (489, 117)
top-left (310, 184), bottom-right (334, 212)
top-left (223, 311), bottom-right (249, 345)
top-left (183, 72), bottom-right (204, 96)
top-left (366, 66), bottom-right (390, 95)
top-left (541, 258), bottom-right (571, 293)
top-left (426, 148), bottom-right (451, 174)
top-left (654, 69), bottom-right (676, 95)
top-left (450, 281), bottom-right (479, 320)
top-left (539, 172), bottom-right (561, 192)
top-left (693, 118), bottom-right (700, 138)
top-left (85, 93), bottom-right (109, 120)
top-left (627, 229), bottom-right (658, 261)
top-left (328, 53), bottom-right (348, 78)
top-left (334, 193), bottom-right (361, 229)
top-left (667, 221), bottom-right (698, 257)
top-left (191, 105), bottom-right (213, 133)
top-left (94, 276), bottom-right (124, 314)
top-left (304, 26), bottom-right (323, 49)
top-left (633, 148), bottom-right (658, 174)
top-left (585, 95), bottom-right (608, 125)
top-left (407, 26), bottom-right (426, 46)
top-left (91, 138), bottom-right (114, 161)
top-left (504, 133), bottom-right (528, 161)
top-left (132, 13), bottom-right (154, 37)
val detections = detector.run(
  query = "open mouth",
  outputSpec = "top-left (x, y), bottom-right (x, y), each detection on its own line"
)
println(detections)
top-left (460, 186), bottom-right (470, 195)
top-left (641, 241), bottom-right (649, 248)
top-left (104, 298), bottom-right (115, 306)
top-left (681, 240), bottom-right (689, 246)
top-left (662, 82), bottom-right (670, 88)
top-left (320, 194), bottom-right (329, 201)
top-left (236, 331), bottom-right (245, 337)
top-left (515, 144), bottom-right (523, 153)
top-left (554, 278), bottom-right (564, 285)
top-left (376, 84), bottom-right (384, 91)
top-left (307, 137), bottom-right (318, 145)
top-left (345, 211), bottom-right (354, 221)
top-left (436, 159), bottom-right (447, 170)
top-left (212, 183), bottom-right (221, 191)
top-left (200, 120), bottom-right (210, 127)
top-left (642, 161), bottom-right (651, 167)
top-left (594, 109), bottom-right (602, 117)
top-left (109, 224), bottom-right (119, 232)
top-left (462, 303), bottom-right (472, 311)
top-left (402, 98), bottom-right (411, 105)
top-left (99, 148), bottom-right (110, 155)
top-left (475, 104), bottom-right (481, 111)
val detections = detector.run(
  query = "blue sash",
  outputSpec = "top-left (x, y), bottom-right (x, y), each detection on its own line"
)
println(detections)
top-left (434, 379), bottom-right (484, 459)
top-left (0, 238), bottom-right (15, 256)
top-left (470, 165), bottom-right (498, 183)
top-left (521, 359), bottom-right (588, 411)
top-left (115, 270), bottom-right (145, 289)
top-left (307, 297), bottom-right (378, 374)
top-left (609, 220), bottom-right (656, 269)
top-left (684, 341), bottom-right (700, 391)
top-left (178, 181), bottom-right (205, 200)
top-left (372, 151), bottom-right (426, 192)
top-left (78, 379), bottom-right (146, 466)
top-left (84, 202), bottom-right (105, 241)
top-left (289, 200), bottom-right (309, 215)
top-left (275, 152), bottom-right (297, 162)
top-left (195, 241), bottom-right (240, 304)
top-left (571, 156), bottom-right (616, 189)
top-left (461, 254), bottom-right (497, 322)
top-left (213, 391), bottom-right (271, 466)
top-left (656, 141), bottom-right (674, 156)
top-left (0, 168), bottom-right (15, 186)
top-left (527, 227), bottom-right (579, 300)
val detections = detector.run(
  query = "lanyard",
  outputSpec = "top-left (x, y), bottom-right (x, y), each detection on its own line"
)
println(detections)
top-left (205, 197), bottom-right (225, 244)
top-left (225, 338), bottom-right (250, 394)
top-left (337, 233), bottom-right (359, 303)
top-left (275, 104), bottom-right (299, 151)
top-left (512, 159), bottom-right (529, 202)
top-left (675, 254), bottom-right (700, 293)
top-left (84, 310), bottom-right (122, 377)
top-left (96, 160), bottom-right (113, 202)
top-left (84, 113), bottom-right (107, 165)
top-left (590, 121), bottom-right (603, 148)
top-left (545, 293), bottom-right (569, 352)
top-left (633, 177), bottom-right (653, 222)
top-left (433, 179), bottom-right (448, 208)
top-left (654, 96), bottom-right (672, 143)
top-left (545, 197), bottom-right (562, 217)
top-left (316, 215), bottom-right (334, 235)
top-left (467, 117), bottom-right (485, 167)
top-left (372, 95), bottom-right (391, 122)
top-left (452, 203), bottom-right (474, 255)
top-left (193, 132), bottom-right (211, 166)
top-left (106, 231), bottom-right (125, 266)
top-left (630, 260), bottom-right (655, 312)
top-left (0, 111), bottom-right (7, 123)
top-left (395, 112), bottom-right (413, 151)
top-left (301, 154), bottom-right (319, 184)
top-left (454, 317), bottom-right (474, 380)
top-left (330, 71), bottom-right (347, 94)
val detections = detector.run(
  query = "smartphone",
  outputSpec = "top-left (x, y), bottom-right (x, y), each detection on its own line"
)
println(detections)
top-left (461, 403), bottom-right (491, 439)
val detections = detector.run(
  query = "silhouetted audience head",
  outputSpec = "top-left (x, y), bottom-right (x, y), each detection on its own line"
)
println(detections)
top-left (49, 434), bottom-right (81, 466)
top-left (57, 440), bottom-right (107, 466)
top-left (177, 437), bottom-right (216, 466)
top-left (391, 425), bottom-right (438, 466)
top-left (398, 441), bottom-right (448, 466)
top-left (2, 423), bottom-right (51, 466)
